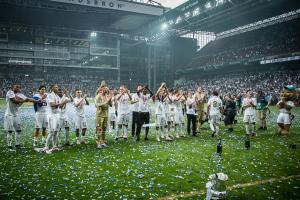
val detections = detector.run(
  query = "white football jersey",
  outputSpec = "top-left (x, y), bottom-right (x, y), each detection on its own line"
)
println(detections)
top-left (33, 93), bottom-right (48, 113)
top-left (47, 92), bottom-right (61, 115)
top-left (154, 95), bottom-right (165, 115)
top-left (117, 93), bottom-right (130, 114)
top-left (186, 96), bottom-right (196, 115)
top-left (138, 94), bottom-right (151, 112)
top-left (73, 97), bottom-right (86, 117)
top-left (109, 97), bottom-right (116, 114)
top-left (242, 97), bottom-right (257, 116)
top-left (60, 95), bottom-right (70, 118)
top-left (131, 93), bottom-right (139, 112)
top-left (5, 90), bottom-right (26, 116)
top-left (207, 96), bottom-right (223, 115)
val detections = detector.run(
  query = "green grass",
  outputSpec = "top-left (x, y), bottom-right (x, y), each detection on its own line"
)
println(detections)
top-left (0, 101), bottom-right (299, 199)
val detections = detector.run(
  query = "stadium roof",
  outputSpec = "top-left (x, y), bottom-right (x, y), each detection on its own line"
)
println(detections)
top-left (0, 0), bottom-right (166, 34)
top-left (136, 0), bottom-right (300, 40)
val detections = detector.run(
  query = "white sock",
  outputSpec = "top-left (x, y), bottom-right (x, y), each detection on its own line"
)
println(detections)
top-left (15, 131), bottom-right (21, 145)
top-left (252, 124), bottom-right (256, 133)
top-left (209, 122), bottom-right (215, 132)
top-left (123, 126), bottom-right (128, 138)
top-left (65, 129), bottom-right (70, 143)
top-left (215, 125), bottom-right (219, 135)
top-left (7, 132), bottom-right (13, 146)
top-left (180, 123), bottom-right (184, 135)
top-left (115, 127), bottom-right (119, 139)
top-left (57, 132), bottom-right (61, 145)
top-left (162, 127), bottom-right (167, 138)
top-left (245, 124), bottom-right (250, 135)
top-left (46, 132), bottom-right (53, 148)
top-left (52, 132), bottom-right (58, 147)
top-left (175, 125), bottom-right (179, 137)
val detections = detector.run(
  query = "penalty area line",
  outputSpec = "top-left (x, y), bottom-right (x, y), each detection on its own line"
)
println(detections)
top-left (158, 174), bottom-right (300, 200)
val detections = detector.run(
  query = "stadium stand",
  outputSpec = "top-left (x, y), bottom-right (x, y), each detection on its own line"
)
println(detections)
top-left (186, 18), bottom-right (300, 70)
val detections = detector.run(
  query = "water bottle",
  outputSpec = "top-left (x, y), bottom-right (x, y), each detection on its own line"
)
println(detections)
top-left (217, 139), bottom-right (222, 155)
top-left (245, 138), bottom-right (250, 150)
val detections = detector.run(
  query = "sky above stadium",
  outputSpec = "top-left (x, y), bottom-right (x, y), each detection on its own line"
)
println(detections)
top-left (156, 0), bottom-right (187, 8)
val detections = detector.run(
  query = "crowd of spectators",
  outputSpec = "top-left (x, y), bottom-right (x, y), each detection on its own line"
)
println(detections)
top-left (176, 70), bottom-right (300, 104)
top-left (188, 19), bottom-right (300, 68)
top-left (0, 74), bottom-right (118, 98)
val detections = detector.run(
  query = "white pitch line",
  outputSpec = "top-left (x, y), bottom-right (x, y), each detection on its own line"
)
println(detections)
top-left (158, 174), bottom-right (300, 200)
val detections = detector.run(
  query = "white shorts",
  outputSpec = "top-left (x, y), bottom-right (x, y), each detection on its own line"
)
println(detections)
top-left (117, 113), bottom-right (130, 125)
top-left (277, 113), bottom-right (291, 125)
top-left (48, 114), bottom-right (60, 132)
top-left (175, 113), bottom-right (184, 124)
top-left (166, 113), bottom-right (172, 122)
top-left (156, 114), bottom-right (167, 127)
top-left (75, 115), bottom-right (87, 129)
top-left (209, 115), bottom-right (221, 125)
top-left (4, 114), bottom-right (21, 131)
top-left (35, 112), bottom-right (48, 129)
top-left (59, 117), bottom-right (70, 129)
top-left (109, 113), bottom-right (116, 122)
top-left (243, 115), bottom-right (256, 123)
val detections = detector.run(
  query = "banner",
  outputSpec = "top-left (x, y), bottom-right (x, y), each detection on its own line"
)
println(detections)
top-left (49, 0), bottom-right (164, 15)
top-left (260, 56), bottom-right (300, 64)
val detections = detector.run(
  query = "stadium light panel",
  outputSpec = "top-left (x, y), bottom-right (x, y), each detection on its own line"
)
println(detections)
top-left (161, 23), bottom-right (168, 31)
top-left (193, 7), bottom-right (200, 16)
top-left (90, 31), bottom-right (97, 37)
top-left (168, 20), bottom-right (174, 25)
top-left (185, 11), bottom-right (191, 18)
top-left (205, 2), bottom-right (212, 9)
top-left (175, 16), bottom-right (182, 24)
top-left (216, 0), bottom-right (225, 6)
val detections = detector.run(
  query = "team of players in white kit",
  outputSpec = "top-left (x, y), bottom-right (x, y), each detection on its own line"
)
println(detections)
top-left (3, 82), bottom-right (294, 153)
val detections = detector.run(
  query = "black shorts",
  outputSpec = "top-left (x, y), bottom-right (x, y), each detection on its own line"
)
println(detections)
top-left (224, 113), bottom-right (235, 125)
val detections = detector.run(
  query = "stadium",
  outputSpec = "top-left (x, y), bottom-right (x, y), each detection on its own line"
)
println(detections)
top-left (0, 0), bottom-right (300, 199)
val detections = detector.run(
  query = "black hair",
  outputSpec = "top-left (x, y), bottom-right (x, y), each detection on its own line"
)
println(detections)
top-left (39, 85), bottom-right (46, 90)
top-left (213, 91), bottom-right (218, 96)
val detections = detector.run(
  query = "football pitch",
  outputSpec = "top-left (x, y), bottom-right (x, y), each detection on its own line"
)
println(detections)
top-left (0, 101), bottom-right (299, 199)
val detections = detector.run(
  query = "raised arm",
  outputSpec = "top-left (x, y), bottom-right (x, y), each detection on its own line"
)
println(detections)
top-left (126, 89), bottom-right (132, 101)
top-left (155, 82), bottom-right (166, 97)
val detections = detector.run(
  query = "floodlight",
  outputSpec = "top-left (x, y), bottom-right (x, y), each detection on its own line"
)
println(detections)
top-left (216, 0), bottom-right (225, 6)
top-left (193, 7), bottom-right (200, 16)
top-left (90, 31), bottom-right (97, 37)
top-left (175, 16), bottom-right (182, 24)
top-left (161, 23), bottom-right (168, 31)
top-left (205, 2), bottom-right (212, 9)
top-left (185, 11), bottom-right (190, 18)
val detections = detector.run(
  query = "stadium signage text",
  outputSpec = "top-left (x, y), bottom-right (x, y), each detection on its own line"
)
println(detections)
top-left (50, 0), bottom-right (163, 15)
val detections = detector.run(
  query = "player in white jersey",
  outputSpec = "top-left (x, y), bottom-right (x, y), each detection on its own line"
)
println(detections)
top-left (115, 85), bottom-right (132, 141)
top-left (136, 85), bottom-right (153, 141)
top-left (43, 84), bottom-right (63, 152)
top-left (73, 89), bottom-right (89, 144)
top-left (108, 90), bottom-right (117, 133)
top-left (166, 89), bottom-right (175, 133)
top-left (153, 83), bottom-right (172, 141)
top-left (4, 84), bottom-right (37, 150)
top-left (57, 88), bottom-right (73, 146)
top-left (242, 90), bottom-right (257, 136)
top-left (33, 85), bottom-right (48, 147)
top-left (131, 85), bottom-right (142, 138)
top-left (207, 91), bottom-right (223, 137)
top-left (186, 90), bottom-right (197, 136)
top-left (171, 90), bottom-right (186, 138)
